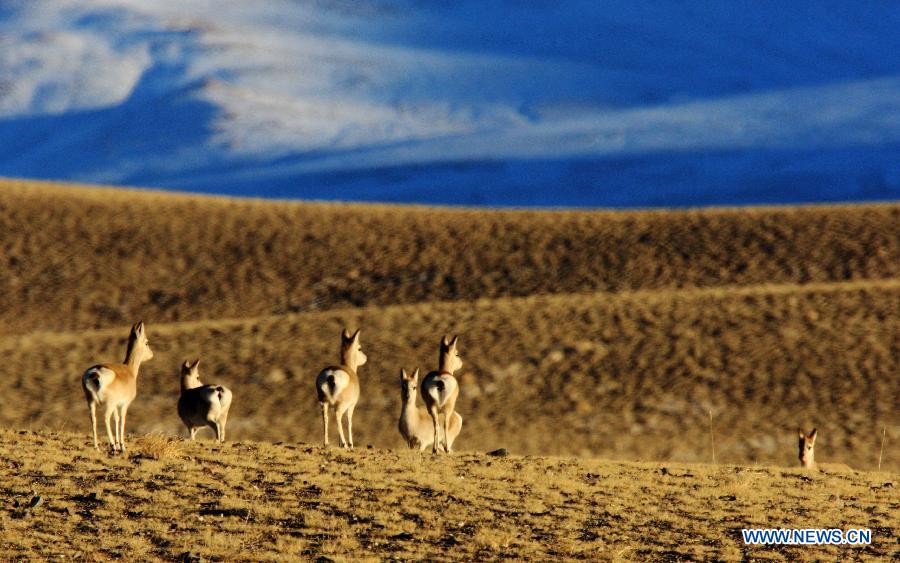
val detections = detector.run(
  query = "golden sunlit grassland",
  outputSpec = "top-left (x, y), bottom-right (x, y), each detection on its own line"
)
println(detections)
top-left (2, 279), bottom-right (897, 469)
top-left (1, 178), bottom-right (898, 560)
top-left (1, 429), bottom-right (896, 561)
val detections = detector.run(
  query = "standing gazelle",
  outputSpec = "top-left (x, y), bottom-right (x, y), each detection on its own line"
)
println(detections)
top-left (421, 335), bottom-right (462, 454)
top-left (399, 368), bottom-right (462, 451)
top-left (798, 428), bottom-right (817, 469)
top-left (316, 329), bottom-right (365, 448)
top-left (81, 321), bottom-right (154, 452)
top-left (178, 359), bottom-right (233, 442)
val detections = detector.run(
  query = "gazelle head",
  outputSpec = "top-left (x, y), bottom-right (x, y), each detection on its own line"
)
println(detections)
top-left (180, 358), bottom-right (202, 391)
top-left (438, 335), bottom-right (462, 373)
top-left (340, 329), bottom-right (366, 369)
top-left (798, 428), bottom-right (817, 468)
top-left (127, 321), bottom-right (153, 363)
top-left (400, 368), bottom-right (420, 403)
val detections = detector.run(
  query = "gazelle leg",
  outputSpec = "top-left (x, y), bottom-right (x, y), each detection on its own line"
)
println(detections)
top-left (321, 403), bottom-right (329, 446)
top-left (443, 411), bottom-right (453, 453)
top-left (190, 427), bottom-right (197, 440)
top-left (104, 409), bottom-right (117, 452)
top-left (429, 406), bottom-right (441, 454)
top-left (218, 414), bottom-right (228, 442)
top-left (119, 404), bottom-right (129, 452)
top-left (88, 402), bottom-right (99, 450)
top-left (335, 404), bottom-right (349, 448)
top-left (346, 404), bottom-right (355, 449)
top-left (112, 409), bottom-right (121, 452)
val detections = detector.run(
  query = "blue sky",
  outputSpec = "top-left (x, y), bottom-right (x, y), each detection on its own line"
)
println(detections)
top-left (1, 1), bottom-right (899, 207)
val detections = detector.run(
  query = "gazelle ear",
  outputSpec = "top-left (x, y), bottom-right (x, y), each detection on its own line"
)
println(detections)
top-left (133, 321), bottom-right (145, 335)
top-left (400, 368), bottom-right (408, 380)
top-left (351, 329), bottom-right (361, 343)
top-left (341, 328), bottom-right (352, 340)
top-left (450, 335), bottom-right (459, 347)
top-left (441, 335), bottom-right (450, 347)
top-left (412, 368), bottom-right (419, 380)
top-left (798, 430), bottom-right (805, 439)
top-left (182, 360), bottom-right (191, 370)
top-left (191, 358), bottom-right (201, 370)
top-left (809, 428), bottom-right (817, 442)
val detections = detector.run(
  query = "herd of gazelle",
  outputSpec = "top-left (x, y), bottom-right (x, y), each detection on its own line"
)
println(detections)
top-left (81, 322), bottom-right (821, 465)
top-left (81, 323), bottom-right (464, 456)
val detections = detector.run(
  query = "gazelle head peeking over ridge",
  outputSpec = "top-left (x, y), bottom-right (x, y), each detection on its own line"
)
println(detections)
top-left (798, 428), bottom-right (817, 469)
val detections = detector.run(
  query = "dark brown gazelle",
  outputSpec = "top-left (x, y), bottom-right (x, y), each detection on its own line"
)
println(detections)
top-left (178, 359), bottom-right (233, 442)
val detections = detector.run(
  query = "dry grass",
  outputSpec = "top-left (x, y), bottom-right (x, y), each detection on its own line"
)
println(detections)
top-left (1, 178), bottom-right (898, 335)
top-left (2, 279), bottom-right (896, 470)
top-left (0, 429), bottom-right (895, 561)
top-left (134, 433), bottom-right (184, 461)
top-left (1, 179), bottom-right (899, 559)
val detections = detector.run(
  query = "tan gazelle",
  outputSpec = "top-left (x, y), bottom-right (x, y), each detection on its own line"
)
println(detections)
top-left (177, 359), bottom-right (233, 442)
top-left (798, 428), bottom-right (817, 469)
top-left (399, 368), bottom-right (462, 452)
top-left (81, 321), bottom-right (154, 452)
top-left (421, 335), bottom-right (462, 454)
top-left (316, 329), bottom-right (365, 448)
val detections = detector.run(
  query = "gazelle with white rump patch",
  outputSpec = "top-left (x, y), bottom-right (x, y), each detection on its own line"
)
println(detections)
top-left (178, 359), bottom-right (233, 442)
top-left (421, 335), bottom-right (462, 454)
top-left (81, 321), bottom-right (154, 452)
top-left (399, 368), bottom-right (462, 451)
top-left (316, 329), bottom-right (365, 448)
top-left (798, 427), bottom-right (817, 469)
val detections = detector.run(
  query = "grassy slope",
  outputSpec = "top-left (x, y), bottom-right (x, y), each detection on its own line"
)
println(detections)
top-left (0, 429), bottom-right (896, 562)
top-left (1, 179), bottom-right (899, 559)
top-left (1, 179), bottom-right (898, 335)
top-left (4, 279), bottom-right (897, 470)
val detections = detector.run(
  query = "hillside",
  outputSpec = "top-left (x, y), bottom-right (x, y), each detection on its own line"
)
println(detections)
top-left (2, 179), bottom-right (898, 335)
top-left (0, 429), bottom-right (896, 561)
top-left (0, 180), bottom-right (898, 472)
top-left (2, 277), bottom-right (897, 470)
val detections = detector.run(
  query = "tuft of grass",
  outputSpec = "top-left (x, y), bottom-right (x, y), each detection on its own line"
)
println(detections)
top-left (134, 433), bottom-right (183, 460)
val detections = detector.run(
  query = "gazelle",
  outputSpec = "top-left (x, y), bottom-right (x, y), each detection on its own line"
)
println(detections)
top-left (81, 321), bottom-right (154, 452)
top-left (421, 335), bottom-right (462, 454)
top-left (315, 329), bottom-right (365, 448)
top-left (399, 368), bottom-right (462, 452)
top-left (798, 428), bottom-right (817, 469)
top-left (177, 359), bottom-right (233, 442)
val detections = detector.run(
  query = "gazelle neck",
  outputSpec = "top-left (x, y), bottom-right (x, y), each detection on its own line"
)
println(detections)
top-left (123, 336), bottom-right (145, 375)
top-left (181, 376), bottom-right (203, 392)
top-left (438, 354), bottom-right (455, 374)
top-left (340, 350), bottom-right (360, 373)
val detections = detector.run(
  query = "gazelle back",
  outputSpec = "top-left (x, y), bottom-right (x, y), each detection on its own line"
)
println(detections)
top-left (421, 335), bottom-right (463, 454)
top-left (177, 359), bottom-right (233, 442)
top-left (315, 329), bottom-right (365, 448)
top-left (81, 321), bottom-right (153, 452)
top-left (399, 368), bottom-right (462, 451)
